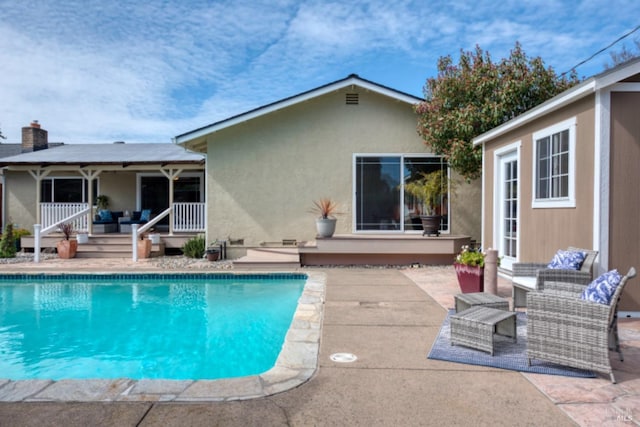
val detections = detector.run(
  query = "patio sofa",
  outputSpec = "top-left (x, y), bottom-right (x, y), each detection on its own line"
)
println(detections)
top-left (118, 209), bottom-right (152, 233)
top-left (92, 210), bottom-right (124, 233)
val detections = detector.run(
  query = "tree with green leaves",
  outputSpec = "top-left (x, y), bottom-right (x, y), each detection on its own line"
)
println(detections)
top-left (415, 42), bottom-right (580, 181)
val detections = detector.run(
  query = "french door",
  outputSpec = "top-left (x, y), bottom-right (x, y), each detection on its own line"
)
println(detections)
top-left (496, 150), bottom-right (518, 270)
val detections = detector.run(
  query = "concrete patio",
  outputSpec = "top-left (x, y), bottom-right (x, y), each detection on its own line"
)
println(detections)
top-left (0, 258), bottom-right (637, 426)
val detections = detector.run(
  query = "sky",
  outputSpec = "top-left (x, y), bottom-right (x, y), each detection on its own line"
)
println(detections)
top-left (0, 0), bottom-right (639, 144)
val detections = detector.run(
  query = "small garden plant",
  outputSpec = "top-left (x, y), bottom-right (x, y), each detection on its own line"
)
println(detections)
top-left (455, 245), bottom-right (485, 267)
top-left (182, 234), bottom-right (205, 258)
top-left (0, 223), bottom-right (16, 258)
top-left (310, 198), bottom-right (339, 219)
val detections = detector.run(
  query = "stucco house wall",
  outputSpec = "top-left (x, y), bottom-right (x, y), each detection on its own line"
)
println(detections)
top-left (200, 85), bottom-right (480, 246)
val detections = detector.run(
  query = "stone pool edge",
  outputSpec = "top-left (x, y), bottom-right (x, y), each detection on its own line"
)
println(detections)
top-left (0, 270), bottom-right (326, 402)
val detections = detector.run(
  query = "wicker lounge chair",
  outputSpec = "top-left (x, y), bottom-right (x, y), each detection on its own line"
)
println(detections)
top-left (526, 267), bottom-right (636, 383)
top-left (511, 246), bottom-right (598, 308)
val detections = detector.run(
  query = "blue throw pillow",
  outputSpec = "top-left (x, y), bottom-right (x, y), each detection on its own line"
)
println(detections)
top-left (99, 210), bottom-right (112, 221)
top-left (140, 209), bottom-right (151, 221)
top-left (547, 250), bottom-right (586, 270)
top-left (581, 270), bottom-right (622, 305)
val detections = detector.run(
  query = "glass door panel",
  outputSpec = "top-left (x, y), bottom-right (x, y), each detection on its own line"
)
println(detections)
top-left (355, 157), bottom-right (401, 230)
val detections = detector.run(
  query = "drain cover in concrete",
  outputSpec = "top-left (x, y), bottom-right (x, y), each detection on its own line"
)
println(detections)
top-left (329, 353), bottom-right (358, 363)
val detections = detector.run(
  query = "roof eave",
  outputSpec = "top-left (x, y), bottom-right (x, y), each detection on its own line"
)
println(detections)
top-left (472, 79), bottom-right (596, 146)
top-left (174, 75), bottom-right (423, 145)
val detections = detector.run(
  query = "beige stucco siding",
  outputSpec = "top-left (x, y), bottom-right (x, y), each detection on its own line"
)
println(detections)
top-left (610, 91), bottom-right (640, 310)
top-left (483, 95), bottom-right (595, 262)
top-left (205, 88), bottom-right (480, 245)
top-left (4, 172), bottom-right (38, 230)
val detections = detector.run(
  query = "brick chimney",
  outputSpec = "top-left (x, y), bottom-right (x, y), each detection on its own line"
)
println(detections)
top-left (22, 120), bottom-right (48, 152)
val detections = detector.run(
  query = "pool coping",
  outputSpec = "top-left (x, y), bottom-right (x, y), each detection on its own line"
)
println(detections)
top-left (0, 270), bottom-right (326, 402)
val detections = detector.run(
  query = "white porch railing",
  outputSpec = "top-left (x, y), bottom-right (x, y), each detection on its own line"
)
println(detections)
top-left (40, 203), bottom-right (89, 232)
top-left (173, 202), bottom-right (205, 232)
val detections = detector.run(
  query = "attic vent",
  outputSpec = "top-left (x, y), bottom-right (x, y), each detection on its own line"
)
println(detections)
top-left (346, 93), bottom-right (359, 105)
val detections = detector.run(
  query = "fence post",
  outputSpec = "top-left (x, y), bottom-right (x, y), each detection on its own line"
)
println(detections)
top-left (484, 249), bottom-right (499, 295)
top-left (132, 224), bottom-right (138, 262)
top-left (34, 224), bottom-right (41, 263)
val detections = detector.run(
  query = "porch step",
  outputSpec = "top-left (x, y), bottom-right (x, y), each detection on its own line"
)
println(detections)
top-left (77, 242), bottom-right (164, 258)
top-left (233, 248), bottom-right (301, 270)
top-left (20, 234), bottom-right (195, 259)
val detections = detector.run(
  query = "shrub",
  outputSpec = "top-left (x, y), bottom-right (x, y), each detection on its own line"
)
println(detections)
top-left (182, 235), bottom-right (206, 258)
top-left (13, 228), bottom-right (31, 239)
top-left (0, 223), bottom-right (16, 258)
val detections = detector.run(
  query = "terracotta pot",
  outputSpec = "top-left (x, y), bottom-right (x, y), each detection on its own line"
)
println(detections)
top-left (454, 263), bottom-right (484, 293)
top-left (137, 239), bottom-right (152, 258)
top-left (56, 239), bottom-right (78, 259)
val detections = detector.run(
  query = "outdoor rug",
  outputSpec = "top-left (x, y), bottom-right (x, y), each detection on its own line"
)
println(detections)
top-left (428, 310), bottom-right (596, 378)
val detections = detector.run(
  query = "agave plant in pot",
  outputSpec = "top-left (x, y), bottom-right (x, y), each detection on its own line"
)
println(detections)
top-left (310, 198), bottom-right (340, 238)
top-left (57, 222), bottom-right (78, 259)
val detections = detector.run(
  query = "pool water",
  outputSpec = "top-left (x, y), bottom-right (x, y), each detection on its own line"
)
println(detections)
top-left (0, 274), bottom-right (306, 380)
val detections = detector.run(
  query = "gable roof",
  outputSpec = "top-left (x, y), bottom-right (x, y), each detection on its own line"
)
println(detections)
top-left (0, 143), bottom-right (204, 167)
top-left (473, 57), bottom-right (640, 145)
top-left (173, 74), bottom-right (423, 145)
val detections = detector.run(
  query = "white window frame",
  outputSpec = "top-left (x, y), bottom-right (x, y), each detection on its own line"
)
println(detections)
top-left (531, 117), bottom-right (576, 208)
top-left (352, 153), bottom-right (450, 234)
top-left (136, 172), bottom-right (204, 209)
top-left (41, 176), bottom-right (99, 204)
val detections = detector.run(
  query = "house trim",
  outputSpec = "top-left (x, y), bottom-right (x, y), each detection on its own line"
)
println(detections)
top-left (493, 141), bottom-right (521, 270)
top-left (174, 75), bottom-right (423, 145)
top-left (594, 88), bottom-right (610, 274)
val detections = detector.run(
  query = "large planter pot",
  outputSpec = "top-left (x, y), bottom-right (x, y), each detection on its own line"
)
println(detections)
top-left (137, 239), bottom-right (152, 259)
top-left (420, 215), bottom-right (441, 236)
top-left (454, 263), bottom-right (484, 293)
top-left (56, 240), bottom-right (78, 259)
top-left (316, 217), bottom-right (337, 238)
top-left (206, 249), bottom-right (220, 262)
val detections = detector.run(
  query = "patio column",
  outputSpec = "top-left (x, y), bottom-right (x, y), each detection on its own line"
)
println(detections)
top-left (160, 168), bottom-right (182, 236)
top-left (79, 169), bottom-right (101, 235)
top-left (27, 169), bottom-right (51, 225)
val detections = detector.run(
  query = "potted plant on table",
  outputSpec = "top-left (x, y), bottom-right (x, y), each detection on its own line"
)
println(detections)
top-left (403, 170), bottom-right (449, 236)
top-left (454, 245), bottom-right (486, 293)
top-left (310, 198), bottom-right (340, 238)
top-left (57, 222), bottom-right (78, 259)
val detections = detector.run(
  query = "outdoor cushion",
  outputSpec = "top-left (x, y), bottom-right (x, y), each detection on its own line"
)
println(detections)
top-left (99, 210), bottom-right (113, 222)
top-left (581, 269), bottom-right (622, 305)
top-left (547, 250), bottom-right (586, 270)
top-left (140, 209), bottom-right (151, 221)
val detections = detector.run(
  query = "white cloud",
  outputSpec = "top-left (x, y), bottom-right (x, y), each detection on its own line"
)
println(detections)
top-left (0, 0), bottom-right (639, 143)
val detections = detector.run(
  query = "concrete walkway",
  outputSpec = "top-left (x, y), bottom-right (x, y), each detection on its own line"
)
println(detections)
top-left (0, 260), bottom-right (637, 425)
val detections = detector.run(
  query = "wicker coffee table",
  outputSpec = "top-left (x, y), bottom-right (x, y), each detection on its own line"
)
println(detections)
top-left (454, 292), bottom-right (509, 313)
top-left (450, 306), bottom-right (517, 355)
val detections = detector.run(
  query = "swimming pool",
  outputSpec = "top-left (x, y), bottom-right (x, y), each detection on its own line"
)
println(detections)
top-left (0, 273), bottom-right (307, 381)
